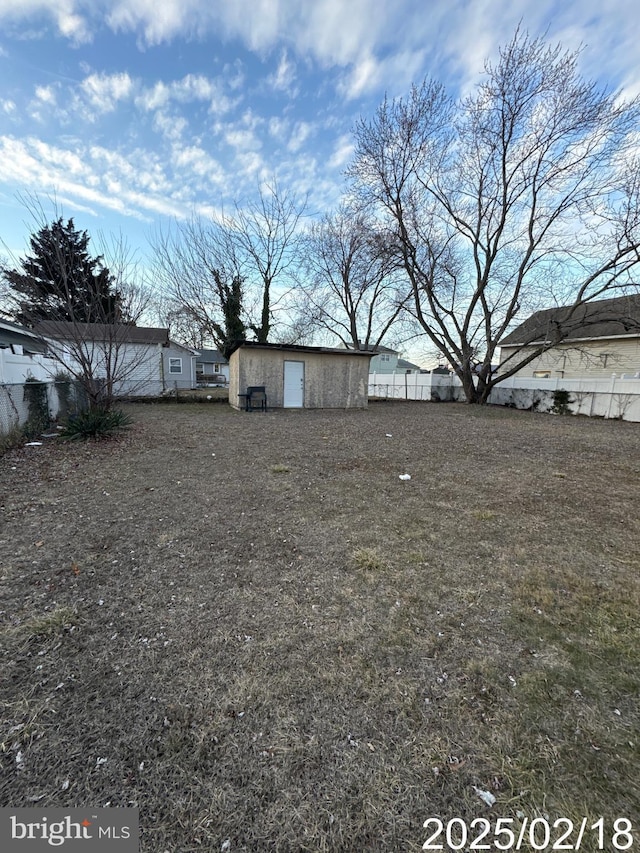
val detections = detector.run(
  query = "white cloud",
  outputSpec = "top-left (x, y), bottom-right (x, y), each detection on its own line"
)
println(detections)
top-left (134, 73), bottom-right (235, 115)
top-left (267, 50), bottom-right (297, 94)
top-left (1, 1), bottom-right (639, 104)
top-left (268, 116), bottom-right (288, 142)
top-left (106, 0), bottom-right (214, 46)
top-left (233, 150), bottom-right (264, 181)
top-left (152, 111), bottom-right (187, 142)
top-left (0, 0), bottom-right (93, 43)
top-left (0, 134), bottom-right (213, 222)
top-left (34, 84), bottom-right (57, 105)
top-left (327, 134), bottom-right (354, 170)
top-left (171, 145), bottom-right (224, 183)
top-left (222, 109), bottom-right (264, 152)
top-left (287, 121), bottom-right (312, 153)
top-left (1, 99), bottom-right (17, 115)
top-left (81, 72), bottom-right (134, 113)
top-left (224, 128), bottom-right (261, 152)
top-left (337, 54), bottom-right (378, 101)
top-left (135, 81), bottom-right (170, 112)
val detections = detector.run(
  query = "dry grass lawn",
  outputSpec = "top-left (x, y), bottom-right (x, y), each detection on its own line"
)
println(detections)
top-left (1, 401), bottom-right (639, 851)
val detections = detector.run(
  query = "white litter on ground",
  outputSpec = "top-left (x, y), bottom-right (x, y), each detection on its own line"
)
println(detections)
top-left (473, 786), bottom-right (496, 807)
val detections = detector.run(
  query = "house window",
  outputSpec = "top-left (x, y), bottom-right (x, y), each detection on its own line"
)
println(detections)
top-left (169, 358), bottom-right (183, 374)
top-left (533, 370), bottom-right (551, 378)
top-left (380, 354), bottom-right (390, 362)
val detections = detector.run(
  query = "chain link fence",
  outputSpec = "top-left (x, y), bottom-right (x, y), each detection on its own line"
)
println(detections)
top-left (0, 379), bottom-right (88, 448)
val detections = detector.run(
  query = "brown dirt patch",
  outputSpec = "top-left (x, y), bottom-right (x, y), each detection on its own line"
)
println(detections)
top-left (1, 401), bottom-right (639, 851)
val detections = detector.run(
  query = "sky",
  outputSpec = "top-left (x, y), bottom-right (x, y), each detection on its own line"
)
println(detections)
top-left (0, 0), bottom-right (639, 357)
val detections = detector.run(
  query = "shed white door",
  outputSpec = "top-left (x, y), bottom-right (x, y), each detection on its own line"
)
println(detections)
top-left (283, 360), bottom-right (304, 408)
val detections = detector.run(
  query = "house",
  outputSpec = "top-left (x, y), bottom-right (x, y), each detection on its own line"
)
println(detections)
top-left (228, 341), bottom-right (373, 409)
top-left (0, 319), bottom-right (57, 383)
top-left (195, 348), bottom-right (229, 385)
top-left (0, 318), bottom-right (49, 355)
top-left (34, 321), bottom-right (199, 396)
top-left (367, 345), bottom-right (422, 374)
top-left (498, 294), bottom-right (640, 379)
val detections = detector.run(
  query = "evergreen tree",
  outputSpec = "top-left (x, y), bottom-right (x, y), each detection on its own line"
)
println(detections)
top-left (3, 218), bottom-right (125, 326)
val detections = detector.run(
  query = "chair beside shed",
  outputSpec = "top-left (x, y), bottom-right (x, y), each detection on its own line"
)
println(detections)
top-left (239, 385), bottom-right (268, 411)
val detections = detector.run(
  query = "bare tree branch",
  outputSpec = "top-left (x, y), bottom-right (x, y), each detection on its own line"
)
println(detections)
top-left (349, 29), bottom-right (640, 402)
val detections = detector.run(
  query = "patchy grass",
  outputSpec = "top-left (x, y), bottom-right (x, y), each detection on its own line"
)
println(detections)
top-left (0, 401), bottom-right (638, 851)
top-left (351, 546), bottom-right (387, 573)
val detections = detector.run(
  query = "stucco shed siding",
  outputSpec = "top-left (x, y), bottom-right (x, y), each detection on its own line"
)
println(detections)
top-left (499, 337), bottom-right (640, 379)
top-left (229, 345), bottom-right (371, 409)
top-left (229, 348), bottom-right (286, 407)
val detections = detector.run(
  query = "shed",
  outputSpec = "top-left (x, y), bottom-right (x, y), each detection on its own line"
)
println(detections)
top-left (228, 341), bottom-right (373, 409)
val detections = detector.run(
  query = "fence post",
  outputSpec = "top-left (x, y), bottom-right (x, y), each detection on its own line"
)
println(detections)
top-left (606, 374), bottom-right (617, 419)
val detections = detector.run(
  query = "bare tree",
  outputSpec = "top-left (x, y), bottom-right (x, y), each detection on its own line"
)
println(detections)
top-left (349, 30), bottom-right (640, 402)
top-left (229, 179), bottom-right (307, 342)
top-left (151, 180), bottom-right (306, 352)
top-left (2, 200), bottom-right (152, 409)
top-left (297, 203), bottom-right (411, 350)
top-left (151, 216), bottom-right (246, 358)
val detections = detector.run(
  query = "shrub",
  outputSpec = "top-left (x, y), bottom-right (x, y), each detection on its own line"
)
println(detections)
top-left (23, 376), bottom-right (50, 437)
top-left (54, 371), bottom-right (73, 419)
top-left (550, 388), bottom-right (573, 415)
top-left (0, 424), bottom-right (26, 456)
top-left (60, 408), bottom-right (133, 440)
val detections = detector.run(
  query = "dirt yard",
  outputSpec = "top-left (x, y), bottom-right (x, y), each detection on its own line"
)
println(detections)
top-left (1, 401), bottom-right (639, 852)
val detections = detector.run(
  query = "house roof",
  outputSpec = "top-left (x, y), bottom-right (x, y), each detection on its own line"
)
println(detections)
top-left (0, 318), bottom-right (49, 354)
top-left (228, 340), bottom-right (374, 358)
top-left (396, 357), bottom-right (422, 370)
top-left (500, 294), bottom-right (640, 347)
top-left (34, 321), bottom-right (170, 345)
top-left (349, 343), bottom-right (398, 354)
top-left (196, 348), bottom-right (228, 363)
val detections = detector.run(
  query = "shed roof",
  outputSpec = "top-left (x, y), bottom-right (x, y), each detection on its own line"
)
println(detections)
top-left (228, 340), bottom-right (374, 358)
top-left (500, 294), bottom-right (640, 347)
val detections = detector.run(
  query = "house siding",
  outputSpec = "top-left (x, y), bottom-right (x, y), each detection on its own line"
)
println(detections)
top-left (499, 337), bottom-right (640, 379)
top-left (42, 339), bottom-right (196, 396)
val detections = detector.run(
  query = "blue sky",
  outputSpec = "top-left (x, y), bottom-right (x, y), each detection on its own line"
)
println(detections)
top-left (0, 0), bottom-right (639, 302)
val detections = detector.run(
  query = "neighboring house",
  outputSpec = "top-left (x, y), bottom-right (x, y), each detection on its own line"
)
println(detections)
top-left (0, 319), bottom-right (56, 383)
top-left (229, 341), bottom-right (373, 409)
top-left (34, 321), bottom-right (199, 395)
top-left (0, 319), bottom-right (48, 355)
top-left (367, 345), bottom-right (422, 374)
top-left (499, 294), bottom-right (640, 379)
top-left (195, 349), bottom-right (229, 385)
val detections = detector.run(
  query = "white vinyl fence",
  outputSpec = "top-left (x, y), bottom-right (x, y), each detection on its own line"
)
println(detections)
top-left (0, 347), bottom-right (58, 384)
top-left (369, 372), bottom-right (640, 422)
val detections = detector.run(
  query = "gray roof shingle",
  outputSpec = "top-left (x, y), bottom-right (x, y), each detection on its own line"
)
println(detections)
top-left (34, 321), bottom-right (170, 344)
top-left (500, 294), bottom-right (640, 347)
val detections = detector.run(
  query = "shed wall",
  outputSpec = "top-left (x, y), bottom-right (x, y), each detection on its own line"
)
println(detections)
top-left (229, 347), bottom-right (370, 409)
